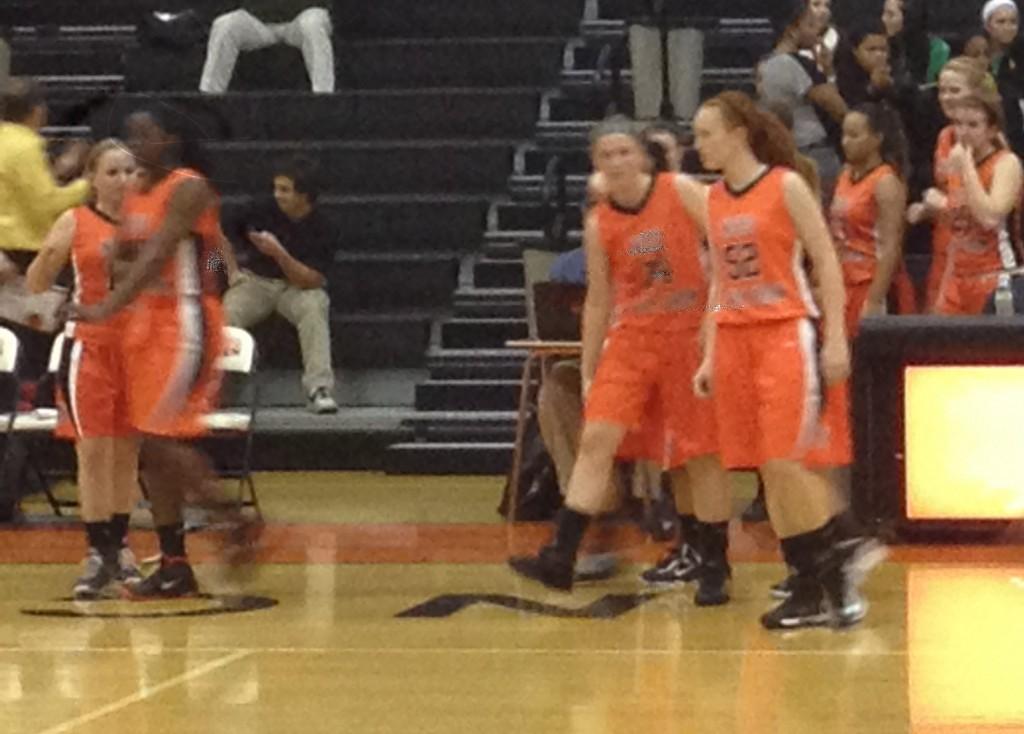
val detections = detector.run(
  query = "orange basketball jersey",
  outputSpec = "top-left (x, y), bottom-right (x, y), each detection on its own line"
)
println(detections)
top-left (594, 173), bottom-right (708, 331)
top-left (829, 164), bottom-right (896, 285)
top-left (68, 205), bottom-right (120, 341)
top-left (933, 125), bottom-right (956, 190)
top-left (946, 149), bottom-right (1018, 277)
top-left (705, 167), bottom-right (817, 325)
top-left (119, 168), bottom-right (222, 301)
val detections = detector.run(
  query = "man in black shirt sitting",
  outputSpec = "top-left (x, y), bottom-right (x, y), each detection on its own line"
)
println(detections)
top-left (223, 156), bottom-right (338, 413)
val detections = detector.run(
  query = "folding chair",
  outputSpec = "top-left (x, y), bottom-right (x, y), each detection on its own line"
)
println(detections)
top-left (202, 326), bottom-right (260, 514)
top-left (0, 328), bottom-right (67, 515)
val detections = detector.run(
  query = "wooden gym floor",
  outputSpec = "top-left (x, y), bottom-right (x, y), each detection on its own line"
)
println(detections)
top-left (1, 472), bottom-right (1023, 734)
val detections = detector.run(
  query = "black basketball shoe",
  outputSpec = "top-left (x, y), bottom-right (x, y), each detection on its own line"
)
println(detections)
top-left (73, 549), bottom-right (120, 600)
top-left (508, 546), bottom-right (574, 591)
top-left (640, 544), bottom-right (702, 586)
top-left (123, 557), bottom-right (199, 600)
top-left (760, 575), bottom-right (830, 630)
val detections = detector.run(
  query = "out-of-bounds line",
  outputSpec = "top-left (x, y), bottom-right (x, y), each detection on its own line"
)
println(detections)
top-left (34, 650), bottom-right (250, 734)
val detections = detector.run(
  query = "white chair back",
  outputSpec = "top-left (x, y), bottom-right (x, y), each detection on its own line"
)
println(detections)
top-left (219, 326), bottom-right (255, 374)
top-left (47, 332), bottom-right (66, 374)
top-left (0, 327), bottom-right (19, 375)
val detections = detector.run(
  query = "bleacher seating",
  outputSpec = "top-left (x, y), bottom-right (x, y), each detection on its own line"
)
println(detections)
top-left (6, 0), bottom-right (991, 473)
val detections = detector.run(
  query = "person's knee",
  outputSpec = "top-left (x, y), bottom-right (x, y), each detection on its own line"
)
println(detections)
top-left (577, 423), bottom-right (622, 461)
top-left (296, 288), bottom-right (330, 316)
top-left (759, 459), bottom-right (805, 492)
top-left (297, 7), bottom-right (332, 36)
top-left (222, 294), bottom-right (253, 328)
top-left (548, 361), bottom-right (582, 393)
top-left (210, 10), bottom-right (246, 42)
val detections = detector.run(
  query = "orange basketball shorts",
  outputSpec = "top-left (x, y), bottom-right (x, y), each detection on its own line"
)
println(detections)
top-left (712, 318), bottom-right (851, 469)
top-left (56, 334), bottom-right (132, 440)
top-left (844, 280), bottom-right (871, 339)
top-left (585, 325), bottom-right (717, 468)
top-left (933, 272), bottom-right (998, 315)
top-left (122, 296), bottom-right (223, 438)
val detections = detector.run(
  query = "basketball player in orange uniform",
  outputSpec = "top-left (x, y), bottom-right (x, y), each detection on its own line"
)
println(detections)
top-left (694, 91), bottom-right (882, 630)
top-left (510, 117), bottom-right (733, 606)
top-left (829, 103), bottom-right (908, 337)
top-left (588, 122), bottom-right (708, 587)
top-left (73, 107), bottom-right (256, 599)
top-left (909, 56), bottom-right (994, 311)
top-left (27, 139), bottom-right (142, 599)
top-left (931, 91), bottom-right (1023, 314)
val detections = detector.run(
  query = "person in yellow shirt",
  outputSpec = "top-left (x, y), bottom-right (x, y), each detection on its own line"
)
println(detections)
top-left (0, 77), bottom-right (90, 380)
top-left (0, 77), bottom-right (90, 270)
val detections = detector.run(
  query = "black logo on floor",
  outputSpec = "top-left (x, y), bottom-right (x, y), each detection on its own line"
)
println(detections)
top-left (21, 594), bottom-right (278, 619)
top-left (396, 593), bottom-right (661, 620)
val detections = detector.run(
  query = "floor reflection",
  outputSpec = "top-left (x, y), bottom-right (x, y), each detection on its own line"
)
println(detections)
top-left (908, 566), bottom-right (1024, 731)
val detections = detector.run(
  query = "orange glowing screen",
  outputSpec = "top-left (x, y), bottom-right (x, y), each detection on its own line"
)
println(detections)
top-left (905, 366), bottom-right (1024, 520)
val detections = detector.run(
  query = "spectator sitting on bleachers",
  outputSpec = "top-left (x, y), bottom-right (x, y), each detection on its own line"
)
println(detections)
top-left (199, 1), bottom-right (335, 94)
top-left (221, 156), bottom-right (339, 414)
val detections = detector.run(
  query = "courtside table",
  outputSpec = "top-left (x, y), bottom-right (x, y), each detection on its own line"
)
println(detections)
top-left (504, 339), bottom-right (582, 522)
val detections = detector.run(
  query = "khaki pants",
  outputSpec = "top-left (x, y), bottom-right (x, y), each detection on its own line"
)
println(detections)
top-left (629, 25), bottom-right (703, 120)
top-left (537, 360), bottom-right (583, 493)
top-left (0, 38), bottom-right (9, 91)
top-left (223, 271), bottom-right (334, 395)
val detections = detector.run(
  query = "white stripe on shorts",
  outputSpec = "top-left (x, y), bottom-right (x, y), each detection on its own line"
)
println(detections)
top-left (67, 339), bottom-right (83, 437)
top-left (150, 239), bottom-right (204, 424)
top-left (793, 318), bottom-right (821, 457)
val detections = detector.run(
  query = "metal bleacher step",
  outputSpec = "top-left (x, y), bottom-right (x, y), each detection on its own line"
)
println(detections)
top-left (482, 231), bottom-right (583, 259)
top-left (535, 120), bottom-right (591, 149)
top-left (384, 441), bottom-right (513, 475)
top-left (453, 287), bottom-right (526, 318)
top-left (441, 317), bottom-right (527, 349)
top-left (403, 410), bottom-right (517, 442)
top-left (415, 379), bottom-right (520, 411)
top-left (560, 66), bottom-right (756, 89)
top-left (473, 258), bottom-right (527, 289)
top-left (426, 347), bottom-right (525, 380)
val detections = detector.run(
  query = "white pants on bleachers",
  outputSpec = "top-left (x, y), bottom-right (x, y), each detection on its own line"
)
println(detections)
top-left (628, 25), bottom-right (703, 120)
top-left (199, 7), bottom-right (335, 94)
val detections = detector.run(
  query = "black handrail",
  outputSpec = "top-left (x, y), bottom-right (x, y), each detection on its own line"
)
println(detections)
top-left (593, 38), bottom-right (629, 116)
top-left (541, 154), bottom-right (569, 250)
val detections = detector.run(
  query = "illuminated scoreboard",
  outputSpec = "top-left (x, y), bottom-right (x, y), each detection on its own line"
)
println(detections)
top-left (852, 317), bottom-right (1024, 533)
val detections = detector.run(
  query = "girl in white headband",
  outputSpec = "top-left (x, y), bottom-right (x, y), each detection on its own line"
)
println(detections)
top-left (984, 0), bottom-right (1018, 25)
top-left (984, 0), bottom-right (1020, 76)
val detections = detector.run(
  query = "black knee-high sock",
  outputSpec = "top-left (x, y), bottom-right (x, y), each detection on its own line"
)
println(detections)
top-left (678, 514), bottom-right (699, 547)
top-left (85, 522), bottom-right (117, 564)
top-left (830, 510), bottom-right (866, 541)
top-left (156, 523), bottom-right (186, 559)
top-left (85, 522), bottom-right (109, 552)
top-left (780, 524), bottom-right (829, 576)
top-left (551, 508), bottom-right (590, 561)
top-left (110, 514), bottom-right (130, 549)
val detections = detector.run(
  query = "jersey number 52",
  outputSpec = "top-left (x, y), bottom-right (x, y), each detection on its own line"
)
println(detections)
top-left (723, 243), bottom-right (761, 280)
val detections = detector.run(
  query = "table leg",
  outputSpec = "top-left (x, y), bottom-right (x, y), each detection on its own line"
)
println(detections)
top-left (507, 353), bottom-right (538, 525)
